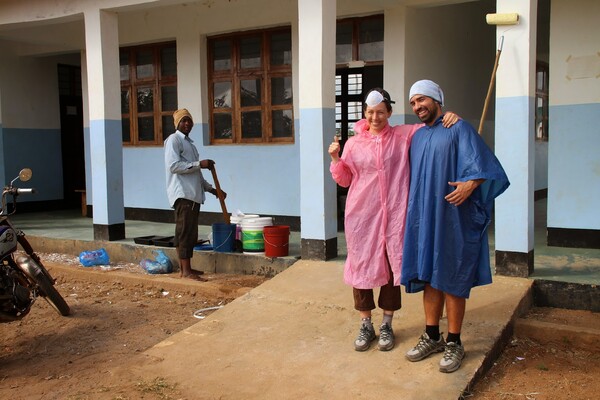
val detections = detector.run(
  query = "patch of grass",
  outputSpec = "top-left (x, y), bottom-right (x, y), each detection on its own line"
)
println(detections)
top-left (536, 363), bottom-right (549, 371)
top-left (135, 377), bottom-right (177, 399)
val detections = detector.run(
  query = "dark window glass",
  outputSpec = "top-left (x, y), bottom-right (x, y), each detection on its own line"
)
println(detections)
top-left (241, 79), bottom-right (261, 107)
top-left (336, 22), bottom-right (353, 64)
top-left (120, 51), bottom-right (130, 81)
top-left (122, 118), bottom-right (130, 141)
top-left (121, 89), bottom-right (130, 113)
top-left (272, 110), bottom-right (293, 138)
top-left (138, 117), bottom-right (155, 141)
top-left (270, 32), bottom-right (291, 66)
top-left (214, 113), bottom-right (233, 139)
top-left (161, 46), bottom-right (177, 77)
top-left (240, 36), bottom-right (261, 69)
top-left (359, 19), bottom-right (384, 61)
top-left (136, 49), bottom-right (154, 79)
top-left (213, 39), bottom-right (232, 71)
top-left (271, 77), bottom-right (292, 105)
top-left (214, 82), bottom-right (232, 108)
top-left (161, 86), bottom-right (177, 110)
top-left (137, 88), bottom-right (154, 113)
top-left (241, 111), bottom-right (262, 138)
top-left (162, 115), bottom-right (174, 140)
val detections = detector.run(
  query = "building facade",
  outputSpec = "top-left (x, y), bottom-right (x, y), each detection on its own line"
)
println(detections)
top-left (0, 0), bottom-right (598, 273)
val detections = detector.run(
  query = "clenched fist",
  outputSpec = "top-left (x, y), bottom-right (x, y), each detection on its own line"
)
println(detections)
top-left (328, 135), bottom-right (341, 162)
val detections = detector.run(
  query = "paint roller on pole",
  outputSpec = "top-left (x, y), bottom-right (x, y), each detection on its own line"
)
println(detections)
top-left (478, 13), bottom-right (519, 135)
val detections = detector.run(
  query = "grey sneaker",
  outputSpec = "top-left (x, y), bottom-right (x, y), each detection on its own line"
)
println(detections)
top-left (439, 342), bottom-right (465, 373)
top-left (378, 323), bottom-right (395, 351)
top-left (354, 323), bottom-right (376, 352)
top-left (405, 333), bottom-right (446, 362)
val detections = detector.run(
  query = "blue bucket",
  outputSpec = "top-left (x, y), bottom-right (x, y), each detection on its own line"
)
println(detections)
top-left (212, 223), bottom-right (236, 253)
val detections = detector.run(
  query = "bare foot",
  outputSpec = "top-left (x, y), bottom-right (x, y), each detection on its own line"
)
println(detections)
top-left (178, 270), bottom-right (204, 278)
top-left (181, 273), bottom-right (207, 282)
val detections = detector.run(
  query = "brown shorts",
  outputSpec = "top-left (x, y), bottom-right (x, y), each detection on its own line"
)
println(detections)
top-left (174, 198), bottom-right (200, 259)
top-left (352, 262), bottom-right (401, 311)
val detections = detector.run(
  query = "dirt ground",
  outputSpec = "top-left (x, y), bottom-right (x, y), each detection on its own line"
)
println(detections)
top-left (467, 307), bottom-right (600, 400)
top-left (1, 252), bottom-right (599, 400)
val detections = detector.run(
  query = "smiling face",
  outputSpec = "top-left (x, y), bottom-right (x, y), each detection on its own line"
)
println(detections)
top-left (364, 101), bottom-right (392, 134)
top-left (177, 116), bottom-right (194, 135)
top-left (410, 94), bottom-right (442, 126)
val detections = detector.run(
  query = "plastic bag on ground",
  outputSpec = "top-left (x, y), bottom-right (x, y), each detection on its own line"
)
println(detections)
top-left (79, 248), bottom-right (110, 267)
top-left (140, 250), bottom-right (173, 274)
top-left (153, 250), bottom-right (173, 273)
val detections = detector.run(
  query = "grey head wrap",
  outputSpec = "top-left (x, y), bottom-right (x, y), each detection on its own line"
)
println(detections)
top-left (409, 80), bottom-right (444, 106)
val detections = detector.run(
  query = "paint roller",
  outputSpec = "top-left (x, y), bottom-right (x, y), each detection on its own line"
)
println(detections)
top-left (478, 13), bottom-right (520, 135)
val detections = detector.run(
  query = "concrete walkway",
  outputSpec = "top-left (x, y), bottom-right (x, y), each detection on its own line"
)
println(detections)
top-left (10, 202), bottom-right (599, 398)
top-left (127, 259), bottom-right (532, 400)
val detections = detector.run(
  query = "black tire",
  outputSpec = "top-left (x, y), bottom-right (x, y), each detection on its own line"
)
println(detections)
top-left (30, 264), bottom-right (71, 316)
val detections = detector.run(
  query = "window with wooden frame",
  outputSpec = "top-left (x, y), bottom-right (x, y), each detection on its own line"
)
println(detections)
top-left (120, 42), bottom-right (177, 146)
top-left (335, 15), bottom-right (384, 66)
top-left (335, 15), bottom-right (384, 141)
top-left (208, 28), bottom-right (293, 144)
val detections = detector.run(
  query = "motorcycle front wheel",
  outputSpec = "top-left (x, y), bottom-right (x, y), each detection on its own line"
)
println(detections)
top-left (20, 257), bottom-right (71, 316)
top-left (14, 254), bottom-right (70, 316)
top-left (33, 267), bottom-right (71, 316)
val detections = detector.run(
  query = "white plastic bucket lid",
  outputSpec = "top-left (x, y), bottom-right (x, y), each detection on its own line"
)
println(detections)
top-left (241, 217), bottom-right (273, 229)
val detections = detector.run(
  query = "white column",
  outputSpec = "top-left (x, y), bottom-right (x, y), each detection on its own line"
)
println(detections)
top-left (84, 9), bottom-right (125, 240)
top-left (384, 6), bottom-right (409, 126)
top-left (298, 0), bottom-right (337, 260)
top-left (494, 0), bottom-right (537, 276)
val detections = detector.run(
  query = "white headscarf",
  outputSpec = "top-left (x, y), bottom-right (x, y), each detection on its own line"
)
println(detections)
top-left (409, 80), bottom-right (444, 106)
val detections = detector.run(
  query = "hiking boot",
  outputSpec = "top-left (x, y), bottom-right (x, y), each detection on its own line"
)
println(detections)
top-left (439, 342), bottom-right (465, 373)
top-left (405, 332), bottom-right (446, 362)
top-left (378, 323), bottom-right (395, 351)
top-left (354, 323), bottom-right (376, 352)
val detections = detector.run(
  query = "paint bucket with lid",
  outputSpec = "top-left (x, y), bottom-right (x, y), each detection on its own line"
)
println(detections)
top-left (241, 217), bottom-right (273, 255)
top-left (263, 225), bottom-right (290, 258)
top-left (212, 223), bottom-right (236, 253)
top-left (231, 214), bottom-right (259, 252)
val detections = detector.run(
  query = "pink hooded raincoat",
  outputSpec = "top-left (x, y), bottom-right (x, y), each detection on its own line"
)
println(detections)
top-left (330, 119), bottom-right (422, 289)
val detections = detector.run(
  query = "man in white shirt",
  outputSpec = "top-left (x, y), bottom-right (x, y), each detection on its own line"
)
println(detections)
top-left (164, 108), bottom-right (225, 280)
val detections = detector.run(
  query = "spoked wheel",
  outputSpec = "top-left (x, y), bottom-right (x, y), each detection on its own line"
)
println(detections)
top-left (22, 258), bottom-right (71, 316)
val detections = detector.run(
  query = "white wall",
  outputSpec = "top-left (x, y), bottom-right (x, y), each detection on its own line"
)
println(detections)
top-left (404, 0), bottom-right (497, 146)
top-left (547, 0), bottom-right (600, 229)
top-left (0, 0), bottom-right (518, 218)
top-left (0, 40), bottom-right (80, 200)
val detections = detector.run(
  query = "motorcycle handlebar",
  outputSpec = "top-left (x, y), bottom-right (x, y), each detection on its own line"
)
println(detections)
top-left (0, 187), bottom-right (36, 216)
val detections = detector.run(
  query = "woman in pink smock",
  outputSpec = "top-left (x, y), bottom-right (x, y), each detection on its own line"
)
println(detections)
top-left (328, 88), bottom-right (457, 352)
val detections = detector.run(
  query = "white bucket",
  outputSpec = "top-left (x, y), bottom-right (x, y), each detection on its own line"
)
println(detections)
top-left (241, 217), bottom-right (273, 255)
top-left (230, 214), bottom-right (259, 241)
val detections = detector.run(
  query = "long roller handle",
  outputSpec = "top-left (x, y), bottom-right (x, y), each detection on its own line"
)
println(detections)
top-left (210, 166), bottom-right (230, 224)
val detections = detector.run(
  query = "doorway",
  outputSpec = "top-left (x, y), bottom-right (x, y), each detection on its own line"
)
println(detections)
top-left (57, 64), bottom-right (85, 212)
top-left (334, 65), bottom-right (383, 229)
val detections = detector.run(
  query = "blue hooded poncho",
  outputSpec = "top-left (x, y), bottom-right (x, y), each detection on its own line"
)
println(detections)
top-left (401, 117), bottom-right (509, 298)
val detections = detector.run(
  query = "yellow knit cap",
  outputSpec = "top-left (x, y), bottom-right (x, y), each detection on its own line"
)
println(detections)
top-left (173, 109), bottom-right (193, 129)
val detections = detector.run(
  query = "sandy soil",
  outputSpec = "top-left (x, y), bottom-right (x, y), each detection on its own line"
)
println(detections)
top-left (1, 253), bottom-right (598, 400)
top-left (467, 307), bottom-right (600, 400)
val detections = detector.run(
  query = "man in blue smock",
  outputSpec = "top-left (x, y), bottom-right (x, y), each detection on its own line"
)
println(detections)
top-left (401, 80), bottom-right (509, 373)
